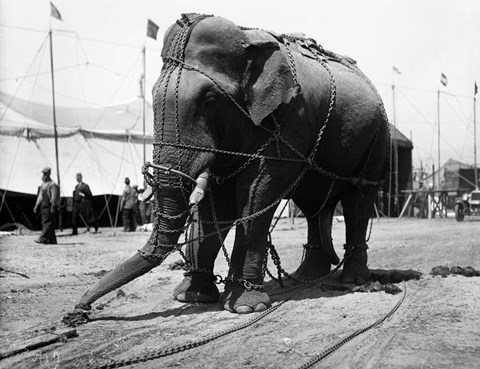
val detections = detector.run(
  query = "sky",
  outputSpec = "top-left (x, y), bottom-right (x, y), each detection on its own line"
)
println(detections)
top-left (1, 0), bottom-right (479, 174)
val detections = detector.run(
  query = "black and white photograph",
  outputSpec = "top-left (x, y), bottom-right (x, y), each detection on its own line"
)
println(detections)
top-left (1, 1), bottom-right (479, 368)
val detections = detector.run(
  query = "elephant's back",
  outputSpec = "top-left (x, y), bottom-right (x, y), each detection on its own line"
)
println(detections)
top-left (293, 53), bottom-right (389, 180)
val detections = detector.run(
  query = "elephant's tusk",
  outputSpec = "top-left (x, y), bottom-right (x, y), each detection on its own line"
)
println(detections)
top-left (141, 185), bottom-right (153, 201)
top-left (189, 169), bottom-right (210, 205)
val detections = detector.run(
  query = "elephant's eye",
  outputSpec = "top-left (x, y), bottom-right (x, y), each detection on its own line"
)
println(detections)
top-left (204, 92), bottom-right (216, 105)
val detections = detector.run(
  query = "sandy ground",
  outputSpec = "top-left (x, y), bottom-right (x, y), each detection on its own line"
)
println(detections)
top-left (0, 216), bottom-right (479, 369)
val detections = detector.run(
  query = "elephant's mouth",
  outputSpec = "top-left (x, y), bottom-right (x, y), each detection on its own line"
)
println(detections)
top-left (143, 162), bottom-right (210, 204)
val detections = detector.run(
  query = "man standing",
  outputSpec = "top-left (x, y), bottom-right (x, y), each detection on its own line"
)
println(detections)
top-left (33, 167), bottom-right (60, 244)
top-left (72, 173), bottom-right (98, 235)
top-left (120, 177), bottom-right (136, 232)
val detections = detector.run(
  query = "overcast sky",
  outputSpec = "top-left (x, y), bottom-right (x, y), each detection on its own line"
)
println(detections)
top-left (1, 0), bottom-right (479, 172)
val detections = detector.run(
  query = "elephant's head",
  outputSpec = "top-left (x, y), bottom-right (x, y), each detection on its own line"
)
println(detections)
top-left (142, 14), bottom-right (302, 252)
top-left (158, 14), bottom-right (298, 154)
top-left (74, 13), bottom-right (301, 311)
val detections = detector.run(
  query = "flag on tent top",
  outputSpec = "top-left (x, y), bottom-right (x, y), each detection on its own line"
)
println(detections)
top-left (475, 81), bottom-right (478, 96)
top-left (50, 2), bottom-right (62, 21)
top-left (392, 66), bottom-right (402, 75)
top-left (440, 73), bottom-right (448, 87)
top-left (147, 19), bottom-right (159, 40)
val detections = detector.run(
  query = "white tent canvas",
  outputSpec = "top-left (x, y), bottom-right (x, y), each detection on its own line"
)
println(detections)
top-left (0, 95), bottom-right (153, 196)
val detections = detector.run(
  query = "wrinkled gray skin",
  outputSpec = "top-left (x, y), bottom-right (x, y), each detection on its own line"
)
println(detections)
top-left (75, 15), bottom-right (389, 315)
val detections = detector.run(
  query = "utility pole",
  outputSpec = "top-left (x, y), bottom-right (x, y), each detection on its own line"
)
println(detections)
top-left (474, 85), bottom-right (478, 189)
top-left (392, 83), bottom-right (399, 215)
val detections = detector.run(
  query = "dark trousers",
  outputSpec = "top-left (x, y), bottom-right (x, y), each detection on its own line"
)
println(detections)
top-left (39, 207), bottom-right (57, 244)
top-left (72, 201), bottom-right (98, 233)
top-left (122, 208), bottom-right (136, 232)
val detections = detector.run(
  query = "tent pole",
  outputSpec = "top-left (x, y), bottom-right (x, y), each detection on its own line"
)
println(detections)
top-left (142, 44), bottom-right (147, 165)
top-left (48, 29), bottom-right (60, 189)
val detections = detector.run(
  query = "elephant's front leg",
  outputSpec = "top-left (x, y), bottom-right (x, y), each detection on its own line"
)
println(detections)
top-left (221, 163), bottom-right (298, 313)
top-left (174, 182), bottom-right (236, 303)
top-left (222, 208), bottom-right (275, 314)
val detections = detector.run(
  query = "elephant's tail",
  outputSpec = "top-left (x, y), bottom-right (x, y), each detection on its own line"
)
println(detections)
top-left (319, 205), bottom-right (340, 265)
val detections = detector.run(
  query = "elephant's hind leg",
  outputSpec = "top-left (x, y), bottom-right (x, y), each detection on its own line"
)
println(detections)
top-left (293, 199), bottom-right (339, 281)
top-left (340, 185), bottom-right (377, 284)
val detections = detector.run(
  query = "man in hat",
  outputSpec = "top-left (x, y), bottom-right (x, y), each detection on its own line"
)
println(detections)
top-left (120, 177), bottom-right (136, 232)
top-left (33, 167), bottom-right (60, 244)
top-left (71, 172), bottom-right (98, 235)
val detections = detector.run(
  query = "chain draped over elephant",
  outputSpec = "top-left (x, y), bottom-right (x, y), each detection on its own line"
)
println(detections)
top-left (73, 13), bottom-right (390, 315)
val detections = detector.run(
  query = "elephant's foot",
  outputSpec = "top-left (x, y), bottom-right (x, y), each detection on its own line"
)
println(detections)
top-left (293, 244), bottom-right (332, 281)
top-left (173, 272), bottom-right (219, 303)
top-left (221, 281), bottom-right (271, 314)
top-left (341, 244), bottom-right (371, 285)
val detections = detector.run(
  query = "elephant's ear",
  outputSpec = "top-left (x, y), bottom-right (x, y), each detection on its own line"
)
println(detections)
top-left (242, 39), bottom-right (298, 126)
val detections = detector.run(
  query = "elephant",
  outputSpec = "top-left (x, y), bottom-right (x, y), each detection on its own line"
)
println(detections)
top-left (73, 13), bottom-right (390, 315)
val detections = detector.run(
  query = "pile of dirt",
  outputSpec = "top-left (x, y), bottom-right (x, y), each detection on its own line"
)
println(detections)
top-left (431, 265), bottom-right (480, 277)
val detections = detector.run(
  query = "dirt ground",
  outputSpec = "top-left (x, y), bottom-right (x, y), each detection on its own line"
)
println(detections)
top-left (1, 216), bottom-right (479, 369)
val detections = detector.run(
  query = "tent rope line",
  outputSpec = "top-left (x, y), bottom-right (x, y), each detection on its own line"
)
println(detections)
top-left (0, 129), bottom-right (22, 219)
top-left (0, 34), bottom-right (49, 122)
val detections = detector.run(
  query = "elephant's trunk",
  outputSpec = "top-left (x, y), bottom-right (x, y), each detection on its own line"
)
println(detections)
top-left (75, 171), bottom-right (211, 311)
top-left (75, 252), bottom-right (157, 310)
top-left (319, 207), bottom-right (340, 265)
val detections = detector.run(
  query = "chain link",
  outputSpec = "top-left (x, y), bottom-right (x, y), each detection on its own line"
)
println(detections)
top-left (283, 41), bottom-right (298, 85)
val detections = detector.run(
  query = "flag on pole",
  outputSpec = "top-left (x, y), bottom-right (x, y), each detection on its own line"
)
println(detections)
top-left (475, 81), bottom-right (478, 96)
top-left (392, 66), bottom-right (402, 75)
top-left (147, 19), bottom-right (159, 40)
top-left (50, 2), bottom-right (63, 21)
top-left (440, 73), bottom-right (448, 87)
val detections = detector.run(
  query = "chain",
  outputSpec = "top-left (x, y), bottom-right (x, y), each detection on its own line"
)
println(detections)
top-left (295, 282), bottom-right (407, 369)
top-left (265, 246), bottom-right (346, 294)
top-left (266, 235), bottom-right (284, 287)
top-left (264, 243), bottom-right (362, 296)
top-left (164, 56), bottom-right (254, 122)
top-left (283, 41), bottom-right (298, 85)
top-left (92, 298), bottom-right (289, 369)
top-left (308, 59), bottom-right (336, 161)
top-left (225, 274), bottom-right (265, 291)
top-left (212, 133), bottom-right (280, 184)
top-left (312, 179), bottom-right (336, 218)
top-left (153, 140), bottom-right (307, 163)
